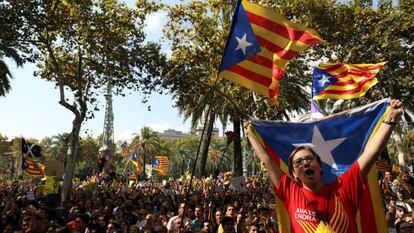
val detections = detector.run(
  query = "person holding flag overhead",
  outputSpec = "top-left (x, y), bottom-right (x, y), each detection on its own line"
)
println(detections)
top-left (247, 99), bottom-right (403, 233)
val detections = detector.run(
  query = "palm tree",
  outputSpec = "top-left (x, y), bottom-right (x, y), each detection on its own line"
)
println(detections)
top-left (0, 59), bottom-right (13, 97)
top-left (132, 127), bottom-right (161, 179)
top-left (50, 133), bottom-right (71, 163)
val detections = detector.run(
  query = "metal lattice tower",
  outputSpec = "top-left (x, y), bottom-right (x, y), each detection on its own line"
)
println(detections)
top-left (102, 81), bottom-right (114, 147)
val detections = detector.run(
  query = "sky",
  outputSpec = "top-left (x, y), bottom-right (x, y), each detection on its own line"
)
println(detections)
top-left (0, 0), bottom-right (212, 143)
top-left (0, 0), bottom-right (388, 142)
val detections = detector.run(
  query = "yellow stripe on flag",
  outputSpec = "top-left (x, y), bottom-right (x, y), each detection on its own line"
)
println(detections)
top-left (219, 70), bottom-right (271, 97)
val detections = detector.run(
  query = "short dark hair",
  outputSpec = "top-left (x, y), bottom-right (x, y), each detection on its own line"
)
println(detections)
top-left (221, 216), bottom-right (234, 226)
top-left (77, 213), bottom-right (90, 223)
top-left (288, 146), bottom-right (321, 178)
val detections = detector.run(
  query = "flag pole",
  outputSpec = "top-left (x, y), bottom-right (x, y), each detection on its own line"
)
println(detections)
top-left (180, 0), bottom-right (253, 228)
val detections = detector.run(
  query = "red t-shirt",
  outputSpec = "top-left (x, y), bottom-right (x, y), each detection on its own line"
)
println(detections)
top-left (273, 162), bottom-right (366, 233)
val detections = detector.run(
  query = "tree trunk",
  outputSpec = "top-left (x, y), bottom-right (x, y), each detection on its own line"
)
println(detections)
top-left (198, 111), bottom-right (215, 177)
top-left (392, 125), bottom-right (406, 169)
top-left (61, 117), bottom-right (82, 202)
top-left (233, 115), bottom-right (243, 177)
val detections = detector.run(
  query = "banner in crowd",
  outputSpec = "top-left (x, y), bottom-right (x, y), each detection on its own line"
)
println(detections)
top-left (22, 138), bottom-right (42, 157)
top-left (43, 176), bottom-right (60, 194)
top-left (248, 99), bottom-right (390, 233)
top-left (219, 0), bottom-right (321, 103)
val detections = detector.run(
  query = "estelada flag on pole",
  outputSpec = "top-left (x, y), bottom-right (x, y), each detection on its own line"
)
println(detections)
top-left (154, 156), bottom-right (169, 167)
top-left (219, 0), bottom-right (322, 103)
top-left (247, 99), bottom-right (390, 233)
top-left (312, 62), bottom-right (386, 100)
top-left (131, 151), bottom-right (143, 175)
top-left (22, 156), bottom-right (45, 177)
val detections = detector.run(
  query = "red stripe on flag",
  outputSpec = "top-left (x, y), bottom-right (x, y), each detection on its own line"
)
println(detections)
top-left (246, 11), bottom-right (321, 45)
top-left (335, 71), bottom-right (377, 79)
top-left (322, 64), bottom-right (344, 72)
top-left (319, 79), bottom-right (374, 95)
top-left (376, 161), bottom-right (390, 172)
top-left (247, 54), bottom-right (273, 68)
top-left (228, 65), bottom-right (272, 86)
top-left (352, 64), bottom-right (385, 71)
top-left (329, 79), bottom-right (355, 86)
top-left (256, 36), bottom-right (299, 60)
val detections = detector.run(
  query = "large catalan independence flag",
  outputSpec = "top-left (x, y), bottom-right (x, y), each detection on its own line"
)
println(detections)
top-left (247, 99), bottom-right (390, 233)
top-left (312, 62), bottom-right (386, 100)
top-left (219, 0), bottom-right (322, 102)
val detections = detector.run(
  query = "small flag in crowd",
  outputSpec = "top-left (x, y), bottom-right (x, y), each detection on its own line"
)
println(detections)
top-left (152, 156), bottom-right (169, 175)
top-left (312, 62), bottom-right (386, 100)
top-left (131, 151), bottom-right (143, 175)
top-left (153, 167), bottom-right (168, 175)
top-left (22, 138), bottom-right (42, 157)
top-left (22, 156), bottom-right (45, 177)
top-left (154, 156), bottom-right (169, 167)
top-left (121, 141), bottom-right (130, 154)
top-left (219, 0), bottom-right (322, 102)
top-left (376, 160), bottom-right (391, 173)
top-left (127, 170), bottom-right (136, 180)
top-left (248, 99), bottom-right (391, 233)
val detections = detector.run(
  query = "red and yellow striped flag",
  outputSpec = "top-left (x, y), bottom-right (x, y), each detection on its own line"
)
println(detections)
top-left (376, 160), bottom-right (391, 173)
top-left (154, 167), bottom-right (168, 175)
top-left (131, 151), bottom-right (143, 175)
top-left (219, 0), bottom-right (322, 103)
top-left (21, 156), bottom-right (45, 177)
top-left (155, 156), bottom-right (169, 167)
top-left (312, 62), bottom-right (386, 100)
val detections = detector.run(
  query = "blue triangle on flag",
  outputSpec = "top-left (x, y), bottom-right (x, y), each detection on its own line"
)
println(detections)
top-left (312, 67), bottom-right (338, 97)
top-left (219, 1), bottom-right (261, 72)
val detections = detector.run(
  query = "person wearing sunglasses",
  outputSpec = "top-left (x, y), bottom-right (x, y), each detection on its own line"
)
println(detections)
top-left (248, 99), bottom-right (404, 233)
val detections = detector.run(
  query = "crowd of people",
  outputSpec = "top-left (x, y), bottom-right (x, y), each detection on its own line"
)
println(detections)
top-left (0, 171), bottom-right (280, 233)
top-left (380, 170), bottom-right (414, 233)
top-left (0, 99), bottom-right (411, 233)
top-left (1, 167), bottom-right (414, 233)
top-left (0, 167), bottom-right (414, 233)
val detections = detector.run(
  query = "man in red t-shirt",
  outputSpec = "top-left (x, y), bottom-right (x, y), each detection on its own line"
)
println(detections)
top-left (248, 99), bottom-right (404, 233)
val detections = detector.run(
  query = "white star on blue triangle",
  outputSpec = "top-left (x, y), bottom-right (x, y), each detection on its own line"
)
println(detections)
top-left (312, 67), bottom-right (338, 97)
top-left (219, 1), bottom-right (260, 72)
top-left (293, 126), bottom-right (347, 170)
top-left (235, 33), bottom-right (253, 55)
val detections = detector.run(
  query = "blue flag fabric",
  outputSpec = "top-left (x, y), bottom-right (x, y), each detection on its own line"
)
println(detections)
top-left (219, 1), bottom-right (260, 72)
top-left (311, 67), bottom-right (338, 98)
top-left (250, 99), bottom-right (389, 184)
top-left (131, 151), bottom-right (137, 161)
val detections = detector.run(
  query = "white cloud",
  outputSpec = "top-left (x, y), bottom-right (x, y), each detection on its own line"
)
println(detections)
top-left (114, 129), bottom-right (136, 142)
top-left (114, 122), bottom-right (191, 142)
top-left (146, 122), bottom-right (180, 133)
top-left (144, 11), bottom-right (167, 35)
